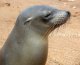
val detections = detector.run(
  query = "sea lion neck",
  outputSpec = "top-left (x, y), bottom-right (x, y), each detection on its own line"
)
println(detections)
top-left (27, 25), bottom-right (49, 38)
top-left (25, 26), bottom-right (49, 39)
top-left (13, 25), bottom-right (48, 45)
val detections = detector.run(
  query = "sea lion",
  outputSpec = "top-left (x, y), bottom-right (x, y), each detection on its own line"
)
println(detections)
top-left (0, 5), bottom-right (71, 65)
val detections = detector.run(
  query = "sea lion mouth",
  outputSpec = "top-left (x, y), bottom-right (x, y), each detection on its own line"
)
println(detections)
top-left (54, 21), bottom-right (67, 29)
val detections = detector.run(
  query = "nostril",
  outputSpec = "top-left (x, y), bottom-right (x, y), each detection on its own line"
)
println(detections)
top-left (66, 11), bottom-right (71, 17)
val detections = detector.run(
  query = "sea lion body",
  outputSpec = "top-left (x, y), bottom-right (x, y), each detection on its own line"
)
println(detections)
top-left (0, 5), bottom-right (70, 65)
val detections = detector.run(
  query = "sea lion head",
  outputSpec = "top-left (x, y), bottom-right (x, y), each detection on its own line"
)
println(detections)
top-left (15, 5), bottom-right (71, 36)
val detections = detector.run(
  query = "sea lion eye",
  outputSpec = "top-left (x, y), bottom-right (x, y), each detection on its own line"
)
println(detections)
top-left (44, 13), bottom-right (51, 18)
top-left (43, 11), bottom-right (52, 20)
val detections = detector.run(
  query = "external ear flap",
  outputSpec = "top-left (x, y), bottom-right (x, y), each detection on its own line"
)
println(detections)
top-left (24, 17), bottom-right (33, 25)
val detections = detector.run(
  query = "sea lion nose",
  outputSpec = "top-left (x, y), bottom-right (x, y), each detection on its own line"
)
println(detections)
top-left (66, 11), bottom-right (71, 17)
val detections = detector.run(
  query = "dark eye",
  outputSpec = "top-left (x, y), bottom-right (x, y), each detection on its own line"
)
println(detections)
top-left (42, 13), bottom-right (53, 21)
top-left (43, 11), bottom-right (53, 20)
top-left (44, 13), bottom-right (51, 18)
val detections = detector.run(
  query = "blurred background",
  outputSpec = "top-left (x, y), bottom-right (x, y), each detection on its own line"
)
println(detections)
top-left (0, 0), bottom-right (80, 65)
